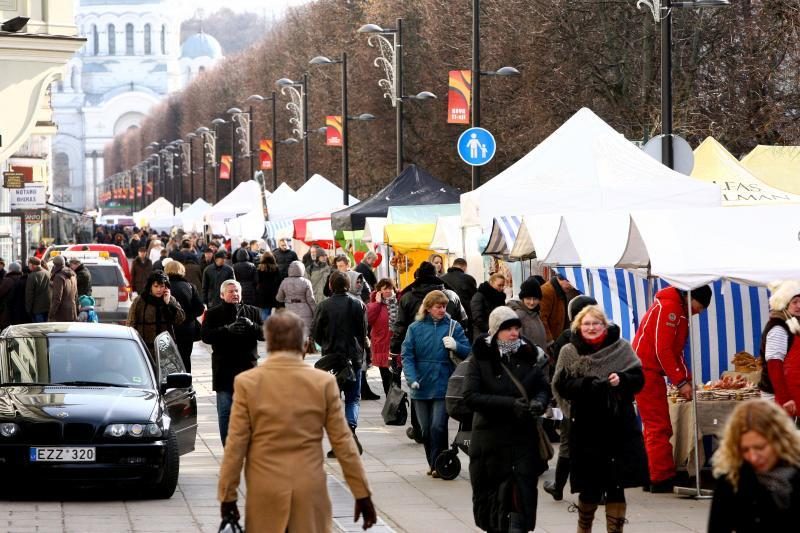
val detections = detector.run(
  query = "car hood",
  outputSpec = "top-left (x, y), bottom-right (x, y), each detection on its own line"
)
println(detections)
top-left (0, 386), bottom-right (159, 424)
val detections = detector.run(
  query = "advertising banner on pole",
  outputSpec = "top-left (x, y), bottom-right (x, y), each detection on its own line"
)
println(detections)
top-left (9, 184), bottom-right (46, 210)
top-left (326, 116), bottom-right (343, 147)
top-left (220, 155), bottom-right (232, 180)
top-left (259, 139), bottom-right (273, 170)
top-left (447, 70), bottom-right (471, 124)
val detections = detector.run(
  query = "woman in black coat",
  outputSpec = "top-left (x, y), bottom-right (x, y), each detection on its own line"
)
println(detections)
top-left (255, 251), bottom-right (281, 321)
top-left (165, 261), bottom-right (204, 372)
top-left (708, 399), bottom-right (800, 532)
top-left (552, 305), bottom-right (647, 533)
top-left (232, 248), bottom-right (257, 306)
top-left (463, 306), bottom-right (551, 533)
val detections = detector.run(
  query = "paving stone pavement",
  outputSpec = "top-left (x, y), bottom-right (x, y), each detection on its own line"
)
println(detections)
top-left (0, 340), bottom-right (712, 532)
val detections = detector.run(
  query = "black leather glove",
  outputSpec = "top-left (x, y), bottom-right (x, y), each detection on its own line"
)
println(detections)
top-left (354, 496), bottom-right (377, 530)
top-left (512, 397), bottom-right (530, 418)
top-left (226, 321), bottom-right (249, 335)
top-left (528, 400), bottom-right (545, 416)
top-left (220, 500), bottom-right (239, 520)
top-left (237, 316), bottom-right (254, 328)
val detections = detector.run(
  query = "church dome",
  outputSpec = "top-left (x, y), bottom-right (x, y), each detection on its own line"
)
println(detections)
top-left (180, 31), bottom-right (223, 60)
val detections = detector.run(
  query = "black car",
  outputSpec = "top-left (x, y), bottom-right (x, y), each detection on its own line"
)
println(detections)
top-left (0, 323), bottom-right (197, 498)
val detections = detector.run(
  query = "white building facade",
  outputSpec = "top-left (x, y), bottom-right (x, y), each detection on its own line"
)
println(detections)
top-left (52, 0), bottom-right (222, 212)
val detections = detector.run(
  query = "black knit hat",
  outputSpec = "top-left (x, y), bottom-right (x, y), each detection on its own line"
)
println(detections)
top-left (214, 250), bottom-right (227, 260)
top-left (415, 261), bottom-right (437, 279)
top-left (518, 277), bottom-right (543, 300)
top-left (568, 295), bottom-right (598, 321)
top-left (691, 285), bottom-right (712, 309)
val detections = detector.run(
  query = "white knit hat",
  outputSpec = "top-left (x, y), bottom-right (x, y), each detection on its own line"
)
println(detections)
top-left (488, 306), bottom-right (521, 337)
top-left (768, 280), bottom-right (800, 311)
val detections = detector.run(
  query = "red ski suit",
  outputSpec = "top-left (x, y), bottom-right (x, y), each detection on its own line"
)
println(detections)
top-left (632, 287), bottom-right (690, 483)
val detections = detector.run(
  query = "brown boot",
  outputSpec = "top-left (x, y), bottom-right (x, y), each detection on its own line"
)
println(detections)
top-left (605, 502), bottom-right (627, 533)
top-left (577, 501), bottom-right (598, 533)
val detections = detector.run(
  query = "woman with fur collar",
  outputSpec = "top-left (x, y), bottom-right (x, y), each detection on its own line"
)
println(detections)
top-left (552, 305), bottom-right (647, 533)
top-left (759, 280), bottom-right (800, 416)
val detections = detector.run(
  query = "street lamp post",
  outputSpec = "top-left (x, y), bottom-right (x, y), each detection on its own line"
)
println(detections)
top-left (186, 132), bottom-right (197, 202)
top-left (637, 0), bottom-right (730, 170)
top-left (211, 118), bottom-right (226, 202)
top-left (359, 20), bottom-right (437, 177)
top-left (228, 107), bottom-right (252, 188)
top-left (160, 146), bottom-right (175, 215)
top-left (276, 75), bottom-right (310, 181)
top-left (197, 125), bottom-right (217, 202)
top-left (246, 92), bottom-right (280, 191)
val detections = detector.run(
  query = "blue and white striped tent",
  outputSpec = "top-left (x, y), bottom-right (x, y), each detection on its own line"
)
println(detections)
top-left (263, 219), bottom-right (294, 248)
top-left (483, 216), bottom-right (522, 256)
top-left (555, 267), bottom-right (769, 382)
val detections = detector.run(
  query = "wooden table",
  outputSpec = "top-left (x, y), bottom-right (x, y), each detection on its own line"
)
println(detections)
top-left (668, 399), bottom-right (739, 476)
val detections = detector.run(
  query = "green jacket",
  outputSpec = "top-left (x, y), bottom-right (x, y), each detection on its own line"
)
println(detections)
top-left (25, 268), bottom-right (51, 315)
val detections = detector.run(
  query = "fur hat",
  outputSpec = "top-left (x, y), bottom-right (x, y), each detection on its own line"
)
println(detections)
top-left (488, 306), bottom-right (522, 337)
top-left (518, 277), bottom-right (542, 300)
top-left (568, 295), bottom-right (598, 321)
top-left (415, 261), bottom-right (437, 279)
top-left (7, 261), bottom-right (21, 274)
top-left (768, 280), bottom-right (800, 311)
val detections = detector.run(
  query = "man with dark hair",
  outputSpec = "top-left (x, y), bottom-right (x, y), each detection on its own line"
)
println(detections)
top-left (202, 251), bottom-right (235, 308)
top-left (312, 271), bottom-right (369, 456)
top-left (440, 258), bottom-right (477, 328)
top-left (25, 257), bottom-right (50, 323)
top-left (632, 284), bottom-right (712, 493)
top-left (131, 246), bottom-right (153, 296)
top-left (68, 257), bottom-right (92, 297)
top-left (539, 274), bottom-right (574, 343)
top-left (273, 238), bottom-right (298, 280)
top-left (201, 279), bottom-right (263, 445)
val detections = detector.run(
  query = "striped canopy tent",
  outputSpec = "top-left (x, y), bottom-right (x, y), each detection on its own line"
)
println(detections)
top-left (482, 216), bottom-right (522, 256)
top-left (741, 145), bottom-right (800, 195)
top-left (293, 213), bottom-right (336, 248)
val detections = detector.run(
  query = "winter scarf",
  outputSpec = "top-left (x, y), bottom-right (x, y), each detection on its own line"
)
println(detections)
top-left (494, 337), bottom-right (524, 359)
top-left (385, 295), bottom-right (398, 329)
top-left (552, 325), bottom-right (641, 409)
top-left (757, 464), bottom-right (797, 510)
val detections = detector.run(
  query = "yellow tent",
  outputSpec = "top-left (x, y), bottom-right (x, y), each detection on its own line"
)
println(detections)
top-left (384, 223), bottom-right (436, 288)
top-left (691, 137), bottom-right (800, 205)
top-left (741, 145), bottom-right (800, 195)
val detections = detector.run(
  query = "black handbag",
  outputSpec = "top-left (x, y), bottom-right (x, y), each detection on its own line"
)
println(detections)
top-left (334, 360), bottom-right (358, 390)
top-left (218, 513), bottom-right (244, 533)
top-left (500, 362), bottom-right (554, 463)
top-left (381, 383), bottom-right (409, 425)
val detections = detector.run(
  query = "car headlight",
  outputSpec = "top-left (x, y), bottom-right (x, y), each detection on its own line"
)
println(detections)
top-left (104, 423), bottom-right (162, 438)
top-left (0, 423), bottom-right (19, 437)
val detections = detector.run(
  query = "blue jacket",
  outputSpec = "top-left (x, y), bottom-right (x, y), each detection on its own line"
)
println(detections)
top-left (402, 314), bottom-right (471, 400)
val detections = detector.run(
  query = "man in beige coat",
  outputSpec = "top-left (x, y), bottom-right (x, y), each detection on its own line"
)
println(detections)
top-left (218, 310), bottom-right (377, 532)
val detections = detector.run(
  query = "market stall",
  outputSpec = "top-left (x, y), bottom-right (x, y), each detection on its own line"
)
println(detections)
top-left (205, 180), bottom-right (265, 236)
top-left (133, 197), bottom-right (176, 229)
top-left (384, 222), bottom-right (436, 288)
top-left (741, 145), bottom-right (800, 195)
top-left (265, 182), bottom-right (295, 220)
top-left (176, 198), bottom-right (212, 233)
top-left (270, 174), bottom-right (357, 222)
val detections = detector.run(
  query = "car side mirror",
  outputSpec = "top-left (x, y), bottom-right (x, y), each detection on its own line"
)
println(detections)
top-left (161, 372), bottom-right (192, 393)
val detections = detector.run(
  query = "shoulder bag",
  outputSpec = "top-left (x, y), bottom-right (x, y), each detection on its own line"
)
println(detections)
top-left (500, 360), bottom-right (554, 463)
top-left (446, 319), bottom-right (464, 367)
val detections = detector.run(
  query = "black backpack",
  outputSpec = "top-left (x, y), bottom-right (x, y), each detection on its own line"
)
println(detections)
top-left (445, 356), bottom-right (474, 424)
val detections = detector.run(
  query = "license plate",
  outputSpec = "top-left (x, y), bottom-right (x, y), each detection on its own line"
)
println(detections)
top-left (30, 447), bottom-right (96, 462)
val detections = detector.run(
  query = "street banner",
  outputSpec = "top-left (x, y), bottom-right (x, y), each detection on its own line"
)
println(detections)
top-left (146, 182), bottom-right (153, 195)
top-left (447, 70), bottom-right (471, 124)
top-left (220, 155), bottom-right (232, 180)
top-left (326, 116), bottom-right (343, 147)
top-left (259, 139), bottom-right (273, 170)
top-left (9, 184), bottom-right (46, 210)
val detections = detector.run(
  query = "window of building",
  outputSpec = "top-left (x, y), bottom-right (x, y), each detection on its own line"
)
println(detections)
top-left (107, 24), bottom-right (116, 55)
top-left (160, 25), bottom-right (166, 55)
top-left (92, 25), bottom-right (98, 55)
top-left (125, 23), bottom-right (134, 55)
top-left (144, 24), bottom-right (152, 55)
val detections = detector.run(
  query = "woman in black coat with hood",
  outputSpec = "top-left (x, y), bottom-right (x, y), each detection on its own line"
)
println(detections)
top-left (164, 261), bottom-right (204, 372)
top-left (552, 305), bottom-right (647, 533)
top-left (232, 248), bottom-right (257, 306)
top-left (463, 306), bottom-right (551, 533)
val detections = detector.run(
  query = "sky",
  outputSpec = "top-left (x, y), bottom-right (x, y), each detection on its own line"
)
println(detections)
top-left (193, 0), bottom-right (315, 20)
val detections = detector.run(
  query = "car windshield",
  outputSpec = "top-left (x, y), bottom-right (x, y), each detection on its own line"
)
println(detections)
top-left (85, 264), bottom-right (123, 286)
top-left (2, 337), bottom-right (153, 389)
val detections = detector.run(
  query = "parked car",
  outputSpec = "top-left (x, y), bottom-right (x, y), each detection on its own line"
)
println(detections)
top-left (0, 324), bottom-right (197, 497)
top-left (44, 244), bottom-right (131, 284)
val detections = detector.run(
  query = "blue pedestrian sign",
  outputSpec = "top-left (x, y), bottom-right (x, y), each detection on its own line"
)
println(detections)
top-left (457, 127), bottom-right (496, 166)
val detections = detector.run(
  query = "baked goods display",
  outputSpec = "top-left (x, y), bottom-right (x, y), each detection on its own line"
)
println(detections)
top-left (667, 374), bottom-right (760, 402)
top-left (731, 352), bottom-right (761, 373)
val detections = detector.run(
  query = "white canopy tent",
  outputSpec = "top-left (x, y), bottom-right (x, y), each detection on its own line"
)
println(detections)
top-left (460, 107), bottom-right (721, 229)
top-left (266, 182), bottom-right (295, 220)
top-left (429, 216), bottom-right (463, 255)
top-left (363, 217), bottom-right (387, 244)
top-left (205, 180), bottom-right (265, 236)
top-left (268, 174), bottom-right (358, 221)
top-left (175, 198), bottom-right (212, 233)
top-left (133, 197), bottom-right (176, 228)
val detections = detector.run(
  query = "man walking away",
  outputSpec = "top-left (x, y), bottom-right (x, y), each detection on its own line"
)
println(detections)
top-left (49, 255), bottom-right (78, 322)
top-left (201, 280), bottom-right (263, 445)
top-left (68, 258), bottom-right (92, 298)
top-left (131, 246), bottom-right (153, 296)
top-left (25, 257), bottom-right (50, 323)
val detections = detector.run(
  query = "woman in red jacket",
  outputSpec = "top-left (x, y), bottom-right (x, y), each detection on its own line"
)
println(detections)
top-left (367, 278), bottom-right (399, 393)
top-left (760, 280), bottom-right (800, 416)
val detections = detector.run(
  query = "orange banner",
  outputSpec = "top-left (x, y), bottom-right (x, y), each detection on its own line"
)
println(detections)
top-left (259, 139), bottom-right (273, 170)
top-left (326, 116), bottom-right (343, 147)
top-left (447, 70), bottom-right (471, 124)
top-left (146, 182), bottom-right (153, 195)
top-left (220, 155), bottom-right (232, 180)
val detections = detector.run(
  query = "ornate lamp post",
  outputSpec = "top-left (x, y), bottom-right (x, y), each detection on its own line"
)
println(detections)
top-left (185, 132), bottom-right (197, 202)
top-left (246, 93), bottom-right (279, 191)
top-left (211, 118), bottom-right (227, 202)
top-left (160, 146), bottom-right (175, 215)
top-left (196, 125), bottom-right (217, 202)
top-left (276, 74), bottom-right (309, 181)
top-left (636, 0), bottom-right (729, 169)
top-left (359, 19), bottom-right (437, 176)
top-left (146, 142), bottom-right (162, 200)
top-left (227, 107), bottom-right (252, 188)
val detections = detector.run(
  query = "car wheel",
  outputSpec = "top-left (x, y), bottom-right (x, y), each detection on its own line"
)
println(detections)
top-left (152, 431), bottom-right (179, 499)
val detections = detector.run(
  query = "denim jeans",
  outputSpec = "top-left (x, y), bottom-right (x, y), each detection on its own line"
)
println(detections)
top-left (342, 368), bottom-right (362, 428)
top-left (216, 390), bottom-right (234, 446)
top-left (260, 307), bottom-right (271, 322)
top-left (412, 399), bottom-right (449, 469)
top-left (32, 313), bottom-right (48, 323)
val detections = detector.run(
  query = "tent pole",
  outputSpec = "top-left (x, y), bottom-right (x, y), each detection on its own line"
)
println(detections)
top-left (587, 269), bottom-right (595, 299)
top-left (675, 288), bottom-right (713, 499)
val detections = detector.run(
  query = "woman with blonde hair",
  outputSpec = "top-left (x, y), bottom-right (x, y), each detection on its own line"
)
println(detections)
top-left (402, 290), bottom-right (470, 477)
top-left (708, 399), bottom-right (800, 531)
top-left (427, 253), bottom-right (445, 276)
top-left (552, 305), bottom-right (647, 533)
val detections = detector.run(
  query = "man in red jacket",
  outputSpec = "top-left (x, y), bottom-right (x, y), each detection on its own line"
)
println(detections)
top-left (632, 284), bottom-right (712, 492)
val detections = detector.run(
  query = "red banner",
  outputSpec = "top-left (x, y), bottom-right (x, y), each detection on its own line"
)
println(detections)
top-left (128, 187), bottom-right (134, 200)
top-left (259, 139), bottom-right (273, 170)
top-left (447, 70), bottom-right (471, 124)
top-left (146, 182), bottom-right (153, 195)
top-left (220, 155), bottom-right (232, 180)
top-left (326, 116), bottom-right (343, 147)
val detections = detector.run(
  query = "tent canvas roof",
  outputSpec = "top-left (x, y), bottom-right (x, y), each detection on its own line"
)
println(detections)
top-left (331, 164), bottom-right (461, 231)
top-left (133, 197), bottom-right (175, 227)
top-left (386, 203), bottom-right (460, 224)
top-left (176, 198), bottom-right (211, 232)
top-left (460, 108), bottom-right (721, 227)
top-left (269, 174), bottom-right (357, 221)
top-left (741, 145), bottom-right (800, 195)
top-left (205, 180), bottom-right (264, 235)
top-left (266, 182), bottom-right (296, 220)
top-left (363, 217), bottom-right (387, 244)
top-left (692, 138), bottom-right (800, 205)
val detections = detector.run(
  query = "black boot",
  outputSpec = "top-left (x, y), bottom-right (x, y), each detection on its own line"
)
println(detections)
top-left (543, 456), bottom-right (570, 501)
top-left (360, 372), bottom-right (380, 400)
top-left (351, 425), bottom-right (363, 455)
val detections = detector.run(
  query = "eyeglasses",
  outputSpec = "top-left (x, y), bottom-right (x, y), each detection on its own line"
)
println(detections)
top-left (580, 321), bottom-right (605, 329)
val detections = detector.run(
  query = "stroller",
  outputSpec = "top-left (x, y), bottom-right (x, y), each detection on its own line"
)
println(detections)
top-left (435, 356), bottom-right (474, 480)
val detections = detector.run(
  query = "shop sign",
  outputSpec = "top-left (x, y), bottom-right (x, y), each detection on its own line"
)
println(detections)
top-left (3, 172), bottom-right (24, 189)
top-left (24, 212), bottom-right (42, 224)
top-left (9, 184), bottom-right (46, 210)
